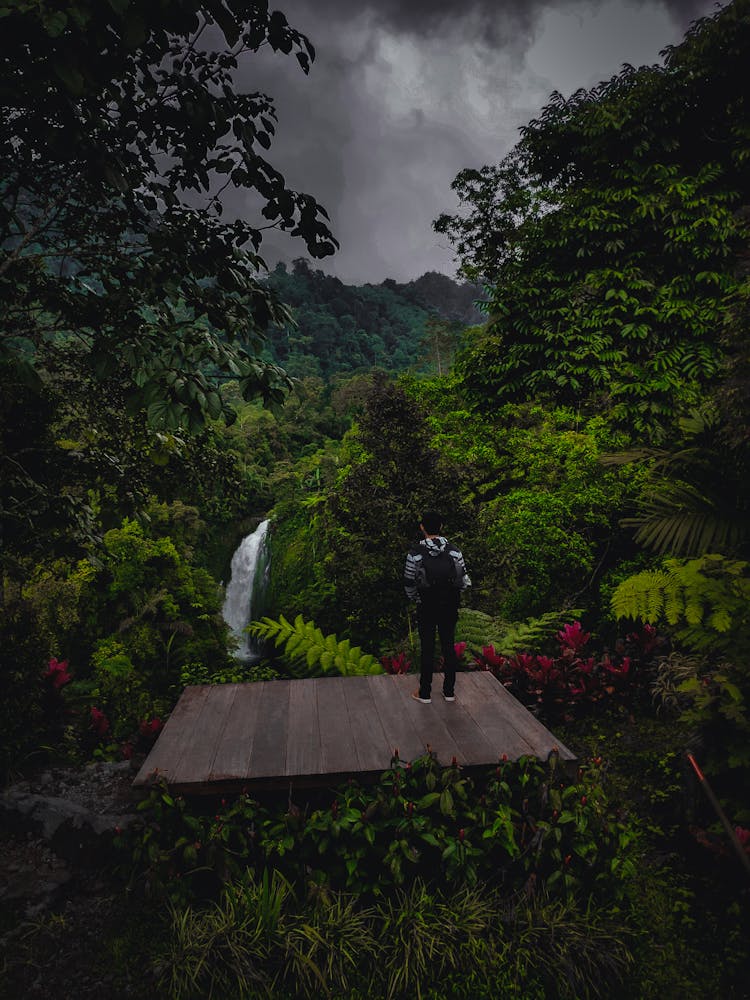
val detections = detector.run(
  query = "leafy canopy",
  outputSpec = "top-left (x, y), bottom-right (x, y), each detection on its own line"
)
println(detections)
top-left (0, 0), bottom-right (337, 433)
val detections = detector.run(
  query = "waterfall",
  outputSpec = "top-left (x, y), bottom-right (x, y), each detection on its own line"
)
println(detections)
top-left (222, 519), bottom-right (271, 661)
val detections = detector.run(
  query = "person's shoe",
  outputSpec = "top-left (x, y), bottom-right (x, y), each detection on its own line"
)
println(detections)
top-left (443, 693), bottom-right (455, 702)
top-left (412, 690), bottom-right (431, 704)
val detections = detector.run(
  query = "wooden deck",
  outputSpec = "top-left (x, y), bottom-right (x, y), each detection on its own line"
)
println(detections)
top-left (133, 672), bottom-right (576, 795)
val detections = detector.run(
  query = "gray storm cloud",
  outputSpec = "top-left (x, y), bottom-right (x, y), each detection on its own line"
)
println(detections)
top-left (217, 0), bottom-right (722, 284)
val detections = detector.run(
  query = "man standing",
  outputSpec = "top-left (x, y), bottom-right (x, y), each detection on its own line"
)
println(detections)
top-left (404, 511), bottom-right (471, 704)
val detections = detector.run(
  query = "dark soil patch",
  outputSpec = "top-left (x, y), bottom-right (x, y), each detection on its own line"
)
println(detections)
top-left (0, 762), bottom-right (161, 1000)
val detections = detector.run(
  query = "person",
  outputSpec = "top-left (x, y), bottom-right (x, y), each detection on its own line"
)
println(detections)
top-left (404, 511), bottom-right (471, 704)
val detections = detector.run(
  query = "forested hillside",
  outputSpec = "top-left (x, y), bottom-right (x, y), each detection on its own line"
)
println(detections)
top-left (264, 258), bottom-right (483, 378)
top-left (2, 1), bottom-right (749, 998)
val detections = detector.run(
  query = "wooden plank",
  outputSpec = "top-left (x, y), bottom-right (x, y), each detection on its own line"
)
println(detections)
top-left (367, 674), bottom-right (424, 763)
top-left (316, 676), bottom-right (358, 774)
top-left (465, 671), bottom-right (575, 760)
top-left (133, 686), bottom-right (211, 785)
top-left (209, 682), bottom-right (266, 783)
top-left (135, 672), bottom-right (575, 793)
top-left (170, 684), bottom-right (238, 787)
top-left (286, 678), bottom-right (321, 777)
top-left (342, 676), bottom-right (390, 773)
top-left (391, 673), bottom-right (463, 765)
top-left (456, 672), bottom-right (536, 760)
top-left (248, 680), bottom-right (290, 779)
top-left (429, 677), bottom-right (500, 766)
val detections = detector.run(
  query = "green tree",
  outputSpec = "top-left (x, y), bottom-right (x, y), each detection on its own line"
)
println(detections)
top-left (420, 315), bottom-right (462, 376)
top-left (264, 258), bottom-right (473, 381)
top-left (21, 501), bottom-right (232, 733)
top-left (1, 0), bottom-right (337, 560)
top-left (320, 376), bottom-right (475, 646)
top-left (433, 153), bottom-right (533, 286)
top-left (436, 2), bottom-right (750, 443)
top-left (1, 0), bottom-right (336, 419)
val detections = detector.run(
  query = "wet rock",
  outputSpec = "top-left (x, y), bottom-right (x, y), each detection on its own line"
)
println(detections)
top-left (0, 761), bottom-right (139, 865)
top-left (0, 763), bottom-right (149, 997)
top-left (0, 790), bottom-right (134, 863)
top-left (0, 836), bottom-right (74, 927)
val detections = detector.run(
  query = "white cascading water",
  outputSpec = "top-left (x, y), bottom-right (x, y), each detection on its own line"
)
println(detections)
top-left (222, 519), bottom-right (270, 661)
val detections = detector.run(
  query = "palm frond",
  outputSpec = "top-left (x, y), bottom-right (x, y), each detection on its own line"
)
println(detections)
top-left (622, 481), bottom-right (749, 556)
top-left (599, 447), bottom-right (665, 467)
top-left (602, 404), bottom-right (747, 557)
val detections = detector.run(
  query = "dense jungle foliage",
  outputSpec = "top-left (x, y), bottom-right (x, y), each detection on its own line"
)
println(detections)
top-left (264, 259), bottom-right (483, 379)
top-left (1, 1), bottom-right (749, 998)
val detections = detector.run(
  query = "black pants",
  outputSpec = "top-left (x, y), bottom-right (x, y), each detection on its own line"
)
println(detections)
top-left (417, 600), bottom-right (459, 700)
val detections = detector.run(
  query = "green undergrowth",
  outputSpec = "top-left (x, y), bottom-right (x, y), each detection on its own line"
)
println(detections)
top-left (120, 753), bottom-right (639, 903)
top-left (141, 860), bottom-right (736, 999)
top-left (114, 738), bottom-right (750, 999)
top-left (557, 707), bottom-right (749, 999)
top-left (158, 872), bottom-right (632, 1000)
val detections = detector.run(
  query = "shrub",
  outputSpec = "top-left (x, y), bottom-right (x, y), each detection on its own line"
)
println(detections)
top-left (472, 621), bottom-right (662, 723)
top-left (124, 754), bottom-right (639, 906)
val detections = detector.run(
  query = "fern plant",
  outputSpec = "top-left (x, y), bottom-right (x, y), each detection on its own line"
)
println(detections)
top-left (457, 608), bottom-right (584, 657)
top-left (610, 554), bottom-right (750, 654)
top-left (650, 651), bottom-right (705, 715)
top-left (248, 614), bottom-right (383, 677)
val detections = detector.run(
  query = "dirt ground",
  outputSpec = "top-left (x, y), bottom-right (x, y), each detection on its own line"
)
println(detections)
top-left (0, 764), bottom-right (160, 1000)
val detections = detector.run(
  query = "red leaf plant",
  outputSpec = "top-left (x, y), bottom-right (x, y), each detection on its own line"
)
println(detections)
top-left (472, 622), bottom-right (639, 722)
top-left (557, 621), bottom-right (591, 654)
top-left (44, 657), bottom-right (71, 690)
top-left (626, 623), bottom-right (662, 656)
top-left (135, 716), bottom-right (164, 754)
top-left (380, 652), bottom-right (412, 675)
top-left (139, 717), bottom-right (164, 738)
top-left (90, 706), bottom-right (110, 737)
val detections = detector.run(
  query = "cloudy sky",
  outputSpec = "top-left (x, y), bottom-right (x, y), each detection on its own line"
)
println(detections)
top-left (232, 0), bottom-right (722, 285)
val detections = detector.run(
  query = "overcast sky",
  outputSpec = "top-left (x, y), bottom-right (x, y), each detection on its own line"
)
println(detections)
top-left (232, 0), bottom-right (722, 285)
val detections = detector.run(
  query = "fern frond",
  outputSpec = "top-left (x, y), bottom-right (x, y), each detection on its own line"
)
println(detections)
top-left (456, 609), bottom-right (511, 650)
top-left (611, 555), bottom-right (750, 655)
top-left (610, 570), bottom-right (673, 623)
top-left (248, 616), bottom-right (382, 677)
top-left (457, 607), bottom-right (584, 656)
top-left (683, 599), bottom-right (704, 627)
top-left (708, 608), bottom-right (732, 632)
top-left (663, 584), bottom-right (684, 625)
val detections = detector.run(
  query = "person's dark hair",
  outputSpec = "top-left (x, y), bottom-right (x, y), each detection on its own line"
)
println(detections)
top-left (421, 511), bottom-right (442, 534)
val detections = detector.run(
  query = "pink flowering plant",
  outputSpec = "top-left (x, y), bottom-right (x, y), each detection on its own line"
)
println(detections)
top-left (51, 649), bottom-right (168, 760)
top-left (90, 706), bottom-right (110, 737)
top-left (39, 656), bottom-right (77, 746)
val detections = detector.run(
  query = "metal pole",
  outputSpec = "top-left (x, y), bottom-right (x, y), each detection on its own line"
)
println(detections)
top-left (686, 751), bottom-right (750, 880)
